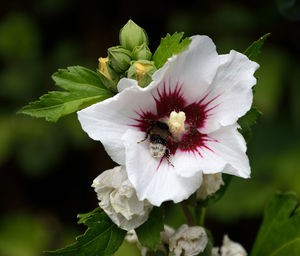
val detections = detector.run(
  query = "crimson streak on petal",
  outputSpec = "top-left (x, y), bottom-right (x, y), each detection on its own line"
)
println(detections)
top-left (153, 80), bottom-right (186, 118)
top-left (167, 129), bottom-right (217, 156)
top-left (130, 80), bottom-right (219, 159)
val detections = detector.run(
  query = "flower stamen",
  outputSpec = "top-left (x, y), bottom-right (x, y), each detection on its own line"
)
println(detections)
top-left (168, 111), bottom-right (186, 137)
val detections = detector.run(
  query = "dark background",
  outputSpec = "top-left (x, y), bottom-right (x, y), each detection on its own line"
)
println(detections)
top-left (0, 0), bottom-right (300, 255)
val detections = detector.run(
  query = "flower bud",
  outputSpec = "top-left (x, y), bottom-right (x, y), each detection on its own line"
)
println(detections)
top-left (196, 173), bottom-right (224, 200)
top-left (119, 20), bottom-right (148, 51)
top-left (220, 235), bottom-right (247, 256)
top-left (127, 60), bottom-right (157, 88)
top-left (97, 57), bottom-right (119, 92)
top-left (169, 224), bottom-right (208, 256)
top-left (132, 43), bottom-right (152, 60)
top-left (108, 46), bottom-right (132, 73)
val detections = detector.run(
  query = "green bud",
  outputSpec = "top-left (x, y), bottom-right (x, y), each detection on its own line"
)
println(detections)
top-left (119, 20), bottom-right (148, 51)
top-left (132, 43), bottom-right (152, 60)
top-left (127, 60), bottom-right (157, 88)
top-left (108, 46), bottom-right (132, 73)
top-left (97, 57), bottom-right (119, 92)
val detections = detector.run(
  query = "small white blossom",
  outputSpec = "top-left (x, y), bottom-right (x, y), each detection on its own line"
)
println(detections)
top-left (125, 229), bottom-right (139, 243)
top-left (212, 235), bottom-right (247, 256)
top-left (92, 166), bottom-right (153, 231)
top-left (221, 235), bottom-right (247, 256)
top-left (211, 247), bottom-right (221, 256)
top-left (169, 224), bottom-right (208, 256)
top-left (196, 173), bottom-right (224, 200)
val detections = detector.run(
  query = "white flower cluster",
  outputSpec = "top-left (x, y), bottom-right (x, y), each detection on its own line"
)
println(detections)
top-left (126, 224), bottom-right (208, 256)
top-left (77, 33), bottom-right (258, 254)
top-left (126, 225), bottom-right (247, 256)
top-left (92, 165), bottom-right (224, 232)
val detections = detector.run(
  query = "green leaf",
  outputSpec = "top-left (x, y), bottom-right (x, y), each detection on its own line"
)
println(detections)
top-left (135, 207), bottom-right (165, 251)
top-left (77, 207), bottom-right (101, 225)
top-left (152, 32), bottom-right (191, 69)
top-left (238, 107), bottom-right (262, 143)
top-left (244, 33), bottom-right (270, 61)
top-left (46, 209), bottom-right (126, 256)
top-left (18, 66), bottom-right (114, 122)
top-left (251, 192), bottom-right (300, 256)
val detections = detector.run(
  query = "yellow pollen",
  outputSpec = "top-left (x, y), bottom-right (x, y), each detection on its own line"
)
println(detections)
top-left (168, 111), bottom-right (186, 137)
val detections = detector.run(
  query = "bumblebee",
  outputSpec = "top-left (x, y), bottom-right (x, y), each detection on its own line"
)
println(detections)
top-left (138, 120), bottom-right (174, 166)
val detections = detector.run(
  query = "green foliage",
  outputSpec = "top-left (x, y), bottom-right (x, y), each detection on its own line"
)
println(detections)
top-left (251, 192), bottom-right (300, 256)
top-left (244, 33), bottom-right (270, 61)
top-left (135, 207), bottom-right (165, 251)
top-left (0, 13), bottom-right (40, 60)
top-left (18, 66), bottom-right (114, 122)
top-left (238, 107), bottom-right (262, 143)
top-left (147, 251), bottom-right (167, 256)
top-left (114, 241), bottom-right (140, 256)
top-left (152, 32), bottom-right (191, 69)
top-left (238, 34), bottom-right (269, 143)
top-left (77, 207), bottom-right (101, 224)
top-left (0, 213), bottom-right (51, 256)
top-left (46, 209), bottom-right (126, 256)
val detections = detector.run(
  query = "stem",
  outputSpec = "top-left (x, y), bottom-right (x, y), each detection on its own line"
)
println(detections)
top-left (200, 207), bottom-right (207, 226)
top-left (180, 201), bottom-right (195, 226)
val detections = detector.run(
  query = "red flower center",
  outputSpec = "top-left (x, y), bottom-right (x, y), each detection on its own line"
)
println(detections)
top-left (131, 80), bottom-right (219, 157)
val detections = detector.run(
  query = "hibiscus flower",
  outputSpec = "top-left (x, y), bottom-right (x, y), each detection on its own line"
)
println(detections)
top-left (78, 35), bottom-right (259, 206)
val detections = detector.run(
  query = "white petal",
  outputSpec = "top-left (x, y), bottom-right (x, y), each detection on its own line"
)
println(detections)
top-left (207, 124), bottom-right (250, 178)
top-left (169, 224), bottom-right (208, 256)
top-left (200, 50), bottom-right (259, 134)
top-left (117, 78), bottom-right (138, 92)
top-left (77, 84), bottom-right (156, 164)
top-left (173, 124), bottom-right (250, 179)
top-left (122, 129), bottom-right (203, 206)
top-left (221, 235), bottom-right (247, 256)
top-left (151, 35), bottom-right (220, 103)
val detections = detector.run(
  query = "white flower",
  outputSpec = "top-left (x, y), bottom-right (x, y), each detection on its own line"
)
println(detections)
top-left (92, 166), bottom-right (152, 231)
top-left (211, 247), bottom-right (221, 256)
top-left (220, 235), bottom-right (247, 256)
top-left (212, 235), bottom-right (247, 256)
top-left (169, 224), bottom-right (208, 256)
top-left (78, 35), bottom-right (259, 206)
top-left (196, 173), bottom-right (224, 200)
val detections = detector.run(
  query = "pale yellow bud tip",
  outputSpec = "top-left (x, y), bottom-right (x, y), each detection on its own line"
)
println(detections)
top-left (168, 111), bottom-right (186, 137)
top-left (98, 57), bottom-right (111, 79)
top-left (135, 62), bottom-right (152, 84)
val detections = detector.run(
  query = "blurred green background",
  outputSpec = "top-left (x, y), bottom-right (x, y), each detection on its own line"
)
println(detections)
top-left (0, 0), bottom-right (300, 255)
